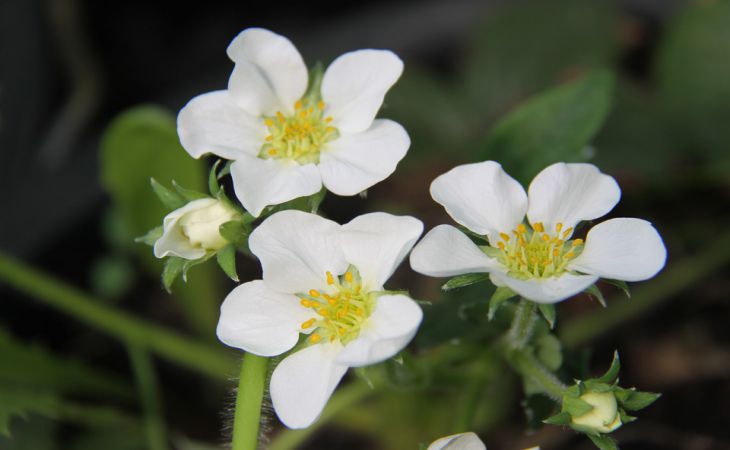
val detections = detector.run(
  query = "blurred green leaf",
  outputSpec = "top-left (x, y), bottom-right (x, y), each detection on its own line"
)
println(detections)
top-left (162, 257), bottom-right (185, 294)
top-left (0, 386), bottom-right (59, 436)
top-left (89, 255), bottom-right (135, 301)
top-left (0, 417), bottom-right (57, 450)
top-left (535, 333), bottom-right (563, 372)
top-left (480, 70), bottom-right (615, 183)
top-left (100, 105), bottom-right (221, 336)
top-left (150, 178), bottom-right (185, 210)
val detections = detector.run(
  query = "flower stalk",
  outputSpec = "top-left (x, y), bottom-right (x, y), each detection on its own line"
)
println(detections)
top-left (507, 299), bottom-right (537, 350)
top-left (232, 353), bottom-right (269, 450)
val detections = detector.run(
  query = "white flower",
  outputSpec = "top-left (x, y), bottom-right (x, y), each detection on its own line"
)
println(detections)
top-left (427, 432), bottom-right (486, 450)
top-left (216, 210), bottom-right (423, 428)
top-left (178, 28), bottom-right (409, 217)
top-left (154, 198), bottom-right (238, 259)
top-left (410, 161), bottom-right (667, 304)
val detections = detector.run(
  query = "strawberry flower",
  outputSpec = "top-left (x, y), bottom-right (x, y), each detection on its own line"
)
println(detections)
top-left (410, 161), bottom-right (667, 303)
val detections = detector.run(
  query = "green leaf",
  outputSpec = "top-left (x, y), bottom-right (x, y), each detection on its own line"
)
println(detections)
top-left (605, 279), bottom-right (630, 299)
top-left (488, 286), bottom-right (517, 320)
top-left (544, 411), bottom-right (572, 426)
top-left (596, 351), bottom-right (621, 384)
top-left (216, 245), bottom-right (238, 282)
top-left (441, 273), bottom-right (490, 292)
top-left (150, 178), bottom-right (185, 210)
top-left (584, 284), bottom-right (607, 307)
top-left (562, 395), bottom-right (594, 417)
top-left (172, 180), bottom-right (208, 202)
top-left (614, 388), bottom-right (660, 411)
top-left (538, 303), bottom-right (556, 329)
top-left (587, 433), bottom-right (618, 450)
top-left (536, 333), bottom-right (563, 372)
top-left (219, 220), bottom-right (248, 246)
top-left (0, 386), bottom-right (59, 436)
top-left (134, 226), bottom-right (163, 246)
top-left (162, 257), bottom-right (185, 293)
top-left (480, 70), bottom-right (615, 184)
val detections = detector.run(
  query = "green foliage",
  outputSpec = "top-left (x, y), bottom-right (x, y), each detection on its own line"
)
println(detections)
top-left (216, 245), bottom-right (239, 282)
top-left (614, 388), bottom-right (660, 411)
top-left (584, 284), bottom-right (607, 307)
top-left (0, 386), bottom-right (59, 436)
top-left (480, 70), bottom-right (615, 183)
top-left (588, 434), bottom-right (618, 450)
top-left (441, 273), bottom-right (489, 292)
top-left (150, 178), bottom-right (185, 210)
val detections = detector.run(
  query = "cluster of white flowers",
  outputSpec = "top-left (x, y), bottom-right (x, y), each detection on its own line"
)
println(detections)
top-left (149, 26), bottom-right (668, 443)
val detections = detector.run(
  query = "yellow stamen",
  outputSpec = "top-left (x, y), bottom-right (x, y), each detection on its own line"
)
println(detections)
top-left (301, 319), bottom-right (315, 329)
top-left (309, 334), bottom-right (321, 343)
top-left (300, 299), bottom-right (312, 307)
top-left (264, 118), bottom-right (274, 126)
top-left (345, 272), bottom-right (353, 283)
top-left (556, 223), bottom-right (563, 233)
top-left (533, 222), bottom-right (544, 232)
top-left (294, 100), bottom-right (303, 110)
top-left (500, 232), bottom-right (510, 242)
top-left (516, 224), bottom-right (527, 234)
top-left (326, 271), bottom-right (335, 285)
top-left (562, 227), bottom-right (573, 238)
top-left (317, 100), bottom-right (325, 110)
top-left (572, 239), bottom-right (583, 246)
top-left (308, 289), bottom-right (320, 297)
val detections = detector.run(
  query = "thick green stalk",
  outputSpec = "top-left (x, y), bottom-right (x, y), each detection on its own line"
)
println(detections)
top-left (508, 299), bottom-right (537, 349)
top-left (509, 350), bottom-right (566, 400)
top-left (128, 344), bottom-right (168, 450)
top-left (232, 353), bottom-right (269, 450)
top-left (0, 252), bottom-right (235, 380)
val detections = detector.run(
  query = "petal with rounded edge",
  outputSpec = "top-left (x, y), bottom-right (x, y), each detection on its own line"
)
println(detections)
top-left (336, 294), bottom-right (423, 367)
top-left (568, 218), bottom-right (667, 281)
top-left (216, 280), bottom-right (310, 356)
top-left (319, 119), bottom-right (409, 196)
top-left (527, 163), bottom-right (620, 237)
top-left (430, 161), bottom-right (527, 245)
top-left (490, 271), bottom-right (599, 304)
top-left (153, 199), bottom-right (219, 260)
top-left (249, 210), bottom-right (348, 294)
top-left (321, 50), bottom-right (403, 133)
top-left (230, 156), bottom-right (322, 217)
top-left (409, 225), bottom-right (500, 277)
top-left (427, 432), bottom-right (487, 450)
top-left (270, 342), bottom-right (347, 429)
top-left (177, 90), bottom-right (265, 160)
top-left (340, 213), bottom-right (423, 290)
top-left (226, 28), bottom-right (308, 116)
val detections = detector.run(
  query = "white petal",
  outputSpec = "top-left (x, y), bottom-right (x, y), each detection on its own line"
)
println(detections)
top-left (568, 218), bottom-right (667, 281)
top-left (321, 50), bottom-right (403, 133)
top-left (230, 156), bottom-right (322, 217)
top-left (430, 161), bottom-right (527, 245)
top-left (527, 163), bottom-right (621, 237)
top-left (153, 199), bottom-right (218, 260)
top-left (339, 213), bottom-right (423, 290)
top-left (270, 342), bottom-right (347, 429)
top-left (177, 90), bottom-right (265, 160)
top-left (319, 119), bottom-right (410, 196)
top-left (216, 281), bottom-right (310, 356)
top-left (409, 225), bottom-right (500, 278)
top-left (226, 28), bottom-right (308, 116)
top-left (490, 271), bottom-right (599, 304)
top-left (249, 210), bottom-right (348, 294)
top-left (336, 294), bottom-right (422, 367)
top-left (427, 432), bottom-right (486, 450)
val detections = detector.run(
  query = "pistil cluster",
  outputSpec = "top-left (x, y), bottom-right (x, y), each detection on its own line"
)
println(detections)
top-left (259, 99), bottom-right (339, 164)
top-left (495, 222), bottom-right (583, 279)
top-left (298, 266), bottom-right (374, 345)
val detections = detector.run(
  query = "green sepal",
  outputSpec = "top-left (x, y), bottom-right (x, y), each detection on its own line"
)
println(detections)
top-left (208, 159), bottom-right (223, 196)
top-left (596, 351), bottom-right (621, 384)
top-left (135, 225), bottom-right (163, 246)
top-left (488, 286), bottom-right (517, 320)
top-left (562, 395), bottom-right (594, 417)
top-left (585, 284), bottom-right (607, 307)
top-left (181, 254), bottom-right (214, 282)
top-left (150, 178), bottom-right (185, 210)
top-left (458, 225), bottom-right (489, 243)
top-left (619, 409), bottom-right (637, 424)
top-left (303, 62), bottom-right (325, 105)
top-left (538, 303), bottom-right (556, 329)
top-left (441, 273), bottom-right (490, 292)
top-left (162, 257), bottom-right (185, 293)
top-left (614, 387), bottom-right (660, 411)
top-left (216, 244), bottom-right (239, 282)
top-left (544, 411), bottom-right (572, 426)
top-left (605, 279), bottom-right (631, 299)
top-left (479, 245), bottom-right (501, 258)
top-left (587, 433), bottom-right (618, 450)
top-left (353, 367), bottom-right (375, 390)
top-left (582, 380), bottom-right (613, 393)
top-left (308, 187), bottom-right (327, 214)
top-left (219, 220), bottom-right (249, 246)
top-left (172, 180), bottom-right (208, 201)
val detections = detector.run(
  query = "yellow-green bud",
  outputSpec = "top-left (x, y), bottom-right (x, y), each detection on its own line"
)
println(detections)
top-left (571, 391), bottom-right (622, 434)
top-left (178, 200), bottom-right (237, 250)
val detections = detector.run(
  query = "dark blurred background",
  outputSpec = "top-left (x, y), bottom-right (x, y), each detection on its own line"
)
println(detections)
top-left (1, 0), bottom-right (729, 449)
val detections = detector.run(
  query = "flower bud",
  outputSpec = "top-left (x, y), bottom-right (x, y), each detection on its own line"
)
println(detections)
top-left (154, 198), bottom-right (239, 260)
top-left (571, 390), bottom-right (622, 434)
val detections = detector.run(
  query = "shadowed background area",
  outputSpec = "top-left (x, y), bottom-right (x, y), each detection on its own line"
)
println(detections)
top-left (0, 0), bottom-right (728, 449)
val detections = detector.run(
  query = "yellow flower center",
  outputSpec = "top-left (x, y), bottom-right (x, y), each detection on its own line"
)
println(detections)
top-left (298, 266), bottom-right (374, 345)
top-left (259, 99), bottom-right (339, 164)
top-left (494, 222), bottom-right (584, 279)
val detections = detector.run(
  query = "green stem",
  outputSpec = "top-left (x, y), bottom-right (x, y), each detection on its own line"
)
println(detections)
top-left (560, 228), bottom-right (730, 347)
top-left (508, 299), bottom-right (536, 349)
top-left (0, 251), bottom-right (235, 380)
top-left (232, 353), bottom-right (269, 450)
top-left (509, 350), bottom-right (566, 401)
top-left (128, 344), bottom-right (168, 450)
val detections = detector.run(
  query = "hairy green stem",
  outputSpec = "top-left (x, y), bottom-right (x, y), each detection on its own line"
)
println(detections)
top-left (560, 228), bottom-right (730, 347)
top-left (0, 252), bottom-right (235, 380)
top-left (509, 350), bottom-right (566, 401)
top-left (232, 353), bottom-right (269, 450)
top-left (128, 344), bottom-right (168, 450)
top-left (508, 299), bottom-right (537, 349)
